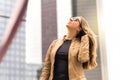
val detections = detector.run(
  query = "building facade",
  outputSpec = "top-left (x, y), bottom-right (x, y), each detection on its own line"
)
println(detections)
top-left (0, 0), bottom-right (40, 80)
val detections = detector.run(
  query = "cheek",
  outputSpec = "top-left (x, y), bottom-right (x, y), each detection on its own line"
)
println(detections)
top-left (71, 22), bottom-right (77, 27)
top-left (74, 23), bottom-right (80, 29)
top-left (68, 22), bottom-right (79, 29)
top-left (68, 22), bottom-right (74, 27)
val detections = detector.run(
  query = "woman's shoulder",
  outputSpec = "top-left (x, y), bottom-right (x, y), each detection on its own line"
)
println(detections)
top-left (83, 34), bottom-right (88, 37)
top-left (52, 38), bottom-right (62, 42)
top-left (51, 39), bottom-right (58, 44)
top-left (81, 34), bottom-right (89, 40)
top-left (50, 38), bottom-right (62, 47)
top-left (51, 38), bottom-right (62, 44)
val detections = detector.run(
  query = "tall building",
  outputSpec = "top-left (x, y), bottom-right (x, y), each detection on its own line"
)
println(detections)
top-left (0, 0), bottom-right (40, 80)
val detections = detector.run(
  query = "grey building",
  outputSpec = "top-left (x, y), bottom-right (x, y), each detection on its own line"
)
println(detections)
top-left (0, 0), bottom-right (40, 80)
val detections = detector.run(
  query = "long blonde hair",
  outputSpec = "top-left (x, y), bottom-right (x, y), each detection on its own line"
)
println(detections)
top-left (80, 16), bottom-right (97, 70)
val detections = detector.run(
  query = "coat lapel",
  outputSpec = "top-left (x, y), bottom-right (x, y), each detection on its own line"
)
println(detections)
top-left (51, 39), bottom-right (64, 59)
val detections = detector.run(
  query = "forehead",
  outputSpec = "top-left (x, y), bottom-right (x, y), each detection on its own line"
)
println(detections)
top-left (72, 16), bottom-right (81, 20)
top-left (72, 16), bottom-right (81, 22)
top-left (74, 16), bottom-right (80, 18)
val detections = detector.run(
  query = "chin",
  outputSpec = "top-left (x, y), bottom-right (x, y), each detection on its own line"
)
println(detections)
top-left (66, 24), bottom-right (69, 27)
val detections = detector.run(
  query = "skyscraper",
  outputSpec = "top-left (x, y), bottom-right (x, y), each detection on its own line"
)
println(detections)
top-left (0, 0), bottom-right (40, 80)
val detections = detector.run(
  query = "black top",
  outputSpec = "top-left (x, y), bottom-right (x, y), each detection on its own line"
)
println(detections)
top-left (53, 40), bottom-right (72, 80)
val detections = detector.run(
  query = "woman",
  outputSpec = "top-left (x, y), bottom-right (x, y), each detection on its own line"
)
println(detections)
top-left (40, 16), bottom-right (97, 80)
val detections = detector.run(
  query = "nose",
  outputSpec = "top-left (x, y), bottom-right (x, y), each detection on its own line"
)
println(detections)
top-left (70, 18), bottom-right (73, 21)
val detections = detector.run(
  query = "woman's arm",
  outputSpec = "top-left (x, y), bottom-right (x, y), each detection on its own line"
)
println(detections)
top-left (40, 40), bottom-right (57, 80)
top-left (78, 35), bottom-right (89, 63)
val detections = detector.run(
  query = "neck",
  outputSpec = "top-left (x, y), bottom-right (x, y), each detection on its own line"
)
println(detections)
top-left (66, 30), bottom-right (77, 40)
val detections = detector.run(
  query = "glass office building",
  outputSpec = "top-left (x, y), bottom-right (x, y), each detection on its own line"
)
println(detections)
top-left (0, 0), bottom-right (40, 80)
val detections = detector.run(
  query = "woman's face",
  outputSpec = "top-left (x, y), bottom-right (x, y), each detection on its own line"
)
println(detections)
top-left (66, 17), bottom-right (81, 32)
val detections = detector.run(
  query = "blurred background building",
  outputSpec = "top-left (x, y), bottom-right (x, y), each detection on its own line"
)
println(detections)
top-left (0, 0), bottom-right (40, 80)
top-left (0, 0), bottom-right (109, 80)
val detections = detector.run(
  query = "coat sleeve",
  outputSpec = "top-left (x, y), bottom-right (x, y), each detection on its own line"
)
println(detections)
top-left (78, 35), bottom-right (89, 63)
top-left (40, 40), bottom-right (57, 80)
